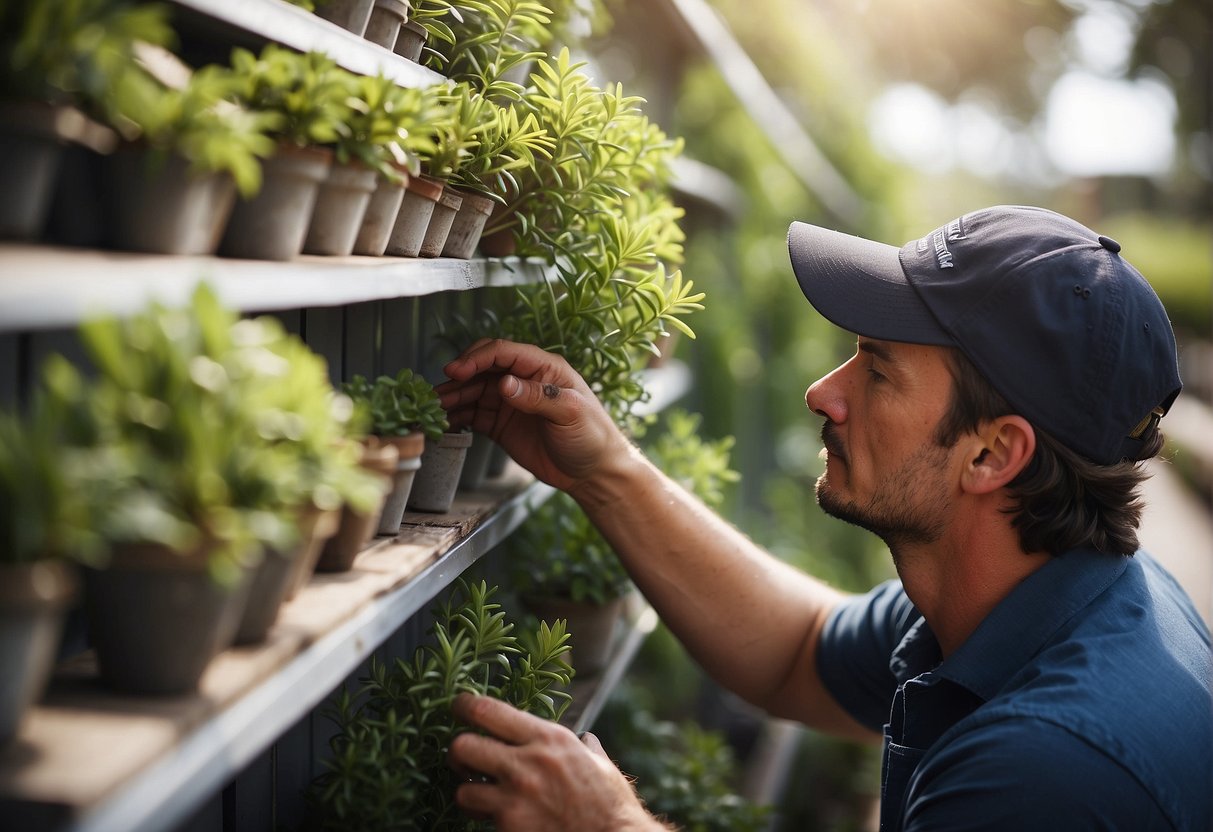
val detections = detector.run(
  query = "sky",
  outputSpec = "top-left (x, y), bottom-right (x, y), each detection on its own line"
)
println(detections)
top-left (866, 2), bottom-right (1176, 182)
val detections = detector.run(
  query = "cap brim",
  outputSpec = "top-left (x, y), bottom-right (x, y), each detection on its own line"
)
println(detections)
top-left (787, 221), bottom-right (951, 346)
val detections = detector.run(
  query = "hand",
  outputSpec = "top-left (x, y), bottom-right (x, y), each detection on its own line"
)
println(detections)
top-left (447, 693), bottom-right (664, 832)
top-left (437, 339), bottom-right (630, 494)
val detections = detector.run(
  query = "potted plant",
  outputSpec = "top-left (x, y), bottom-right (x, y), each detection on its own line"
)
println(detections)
top-left (0, 0), bottom-right (163, 240)
top-left (37, 288), bottom-right (276, 693)
top-left (220, 46), bottom-right (350, 261)
top-left (313, 0), bottom-right (376, 36)
top-left (308, 580), bottom-right (572, 830)
top-left (100, 61), bottom-right (276, 255)
top-left (304, 72), bottom-right (431, 256)
top-left (0, 403), bottom-right (94, 743)
top-left (341, 368), bottom-right (449, 535)
top-left (364, 0), bottom-right (410, 49)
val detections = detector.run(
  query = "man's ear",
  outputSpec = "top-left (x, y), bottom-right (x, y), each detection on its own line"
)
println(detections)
top-left (960, 415), bottom-right (1036, 495)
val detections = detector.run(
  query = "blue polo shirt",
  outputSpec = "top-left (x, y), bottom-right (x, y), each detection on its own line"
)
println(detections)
top-left (817, 549), bottom-right (1212, 831)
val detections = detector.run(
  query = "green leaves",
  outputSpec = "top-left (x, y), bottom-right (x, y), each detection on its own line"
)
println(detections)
top-left (343, 369), bottom-right (450, 441)
top-left (35, 284), bottom-right (379, 582)
top-left (310, 580), bottom-right (573, 830)
top-left (228, 46), bottom-right (350, 149)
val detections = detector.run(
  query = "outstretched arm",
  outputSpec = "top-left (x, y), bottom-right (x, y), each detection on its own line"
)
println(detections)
top-left (439, 340), bottom-right (874, 739)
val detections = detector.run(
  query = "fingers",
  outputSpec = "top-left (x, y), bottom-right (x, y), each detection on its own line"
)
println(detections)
top-left (579, 730), bottom-right (608, 758)
top-left (443, 339), bottom-right (579, 388)
top-left (451, 692), bottom-right (550, 745)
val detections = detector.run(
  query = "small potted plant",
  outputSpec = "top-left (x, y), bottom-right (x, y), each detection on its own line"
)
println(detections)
top-left (101, 62), bottom-right (276, 255)
top-left (341, 368), bottom-right (449, 534)
top-left (0, 0), bottom-right (162, 240)
top-left (308, 580), bottom-right (572, 830)
top-left (220, 46), bottom-right (350, 261)
top-left (0, 403), bottom-right (93, 744)
top-left (303, 72), bottom-right (429, 256)
top-left (37, 289), bottom-right (277, 693)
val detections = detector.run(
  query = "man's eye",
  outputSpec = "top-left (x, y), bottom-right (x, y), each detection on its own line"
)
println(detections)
top-left (867, 368), bottom-right (885, 382)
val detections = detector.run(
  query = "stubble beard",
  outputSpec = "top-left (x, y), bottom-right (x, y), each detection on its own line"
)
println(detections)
top-left (815, 440), bottom-right (954, 557)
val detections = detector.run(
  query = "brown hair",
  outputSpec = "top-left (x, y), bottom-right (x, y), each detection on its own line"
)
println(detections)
top-left (935, 349), bottom-right (1164, 556)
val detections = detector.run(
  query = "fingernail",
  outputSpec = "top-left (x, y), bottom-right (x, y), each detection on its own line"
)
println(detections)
top-left (502, 375), bottom-right (520, 398)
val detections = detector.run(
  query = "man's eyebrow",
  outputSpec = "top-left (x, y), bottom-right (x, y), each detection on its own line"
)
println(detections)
top-left (857, 339), bottom-right (897, 364)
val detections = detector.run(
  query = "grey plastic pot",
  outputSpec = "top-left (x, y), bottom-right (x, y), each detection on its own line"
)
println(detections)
top-left (84, 543), bottom-right (253, 694)
top-left (364, 0), bottom-right (409, 49)
top-left (458, 432), bottom-right (496, 492)
top-left (220, 144), bottom-right (333, 261)
top-left (407, 431), bottom-right (473, 513)
top-left (315, 0), bottom-right (375, 35)
top-left (385, 174), bottom-right (443, 257)
top-left (418, 186), bottom-right (463, 258)
top-left (0, 561), bottom-right (76, 744)
top-left (375, 432), bottom-right (427, 535)
top-left (108, 148), bottom-right (237, 255)
top-left (303, 161), bottom-right (379, 256)
top-left (352, 172), bottom-right (407, 256)
top-left (441, 188), bottom-right (495, 259)
top-left (233, 545), bottom-right (296, 646)
top-left (284, 506), bottom-right (342, 600)
top-left (0, 103), bottom-right (67, 241)
top-left (393, 19), bottom-right (427, 61)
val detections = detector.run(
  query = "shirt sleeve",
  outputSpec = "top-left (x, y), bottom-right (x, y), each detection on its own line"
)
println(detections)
top-left (815, 579), bottom-right (919, 732)
top-left (903, 718), bottom-right (1171, 831)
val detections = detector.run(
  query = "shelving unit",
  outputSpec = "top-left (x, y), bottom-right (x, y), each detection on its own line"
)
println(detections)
top-left (0, 2), bottom-right (698, 829)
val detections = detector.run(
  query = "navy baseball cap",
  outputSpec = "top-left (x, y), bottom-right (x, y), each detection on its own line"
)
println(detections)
top-left (788, 205), bottom-right (1182, 465)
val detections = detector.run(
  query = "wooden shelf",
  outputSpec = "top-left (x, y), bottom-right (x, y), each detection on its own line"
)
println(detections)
top-left (165, 0), bottom-right (444, 87)
top-left (0, 245), bottom-right (556, 332)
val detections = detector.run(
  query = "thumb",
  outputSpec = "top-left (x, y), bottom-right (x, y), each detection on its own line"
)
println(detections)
top-left (578, 731), bottom-right (610, 759)
top-left (500, 375), bottom-right (571, 415)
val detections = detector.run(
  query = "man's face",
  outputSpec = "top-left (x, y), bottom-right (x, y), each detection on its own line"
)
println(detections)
top-left (805, 337), bottom-right (963, 551)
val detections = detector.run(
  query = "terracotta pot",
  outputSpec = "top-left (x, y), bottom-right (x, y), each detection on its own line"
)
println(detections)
top-left (303, 160), bottom-right (378, 256)
top-left (407, 430), bottom-right (473, 513)
top-left (220, 144), bottom-right (333, 261)
top-left (521, 594), bottom-right (625, 676)
top-left (352, 170), bottom-right (408, 256)
top-left (477, 200), bottom-right (520, 257)
top-left (107, 147), bottom-right (237, 255)
top-left (0, 561), bottom-right (76, 744)
top-left (284, 506), bottom-right (342, 599)
top-left (84, 543), bottom-right (253, 694)
top-left (375, 431), bottom-right (427, 534)
top-left (418, 186), bottom-right (463, 258)
top-left (364, 0), bottom-right (409, 49)
top-left (385, 174), bottom-right (442, 257)
top-left (315, 0), bottom-right (375, 35)
top-left (393, 19), bottom-right (427, 62)
top-left (317, 439), bottom-right (399, 572)
top-left (441, 188), bottom-right (495, 259)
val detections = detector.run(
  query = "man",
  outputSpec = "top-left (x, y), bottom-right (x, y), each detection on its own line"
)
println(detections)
top-left (437, 205), bottom-right (1212, 831)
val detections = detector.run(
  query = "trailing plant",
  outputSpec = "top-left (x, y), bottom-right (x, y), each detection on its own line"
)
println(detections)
top-left (342, 369), bottom-right (450, 442)
top-left (444, 85), bottom-right (555, 200)
top-left (309, 580), bottom-right (573, 831)
top-left (39, 285), bottom-right (376, 584)
top-left (227, 45), bottom-right (352, 150)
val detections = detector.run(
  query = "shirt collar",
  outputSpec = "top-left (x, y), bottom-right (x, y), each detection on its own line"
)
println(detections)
top-left (934, 548), bottom-right (1129, 700)
top-left (887, 548), bottom-right (1130, 695)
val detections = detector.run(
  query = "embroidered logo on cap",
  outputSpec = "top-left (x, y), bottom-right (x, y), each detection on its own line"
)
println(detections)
top-left (916, 214), bottom-right (968, 270)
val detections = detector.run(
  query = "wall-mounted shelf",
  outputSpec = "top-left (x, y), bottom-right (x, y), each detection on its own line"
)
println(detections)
top-left (0, 245), bottom-right (556, 332)
top-left (165, 0), bottom-right (444, 87)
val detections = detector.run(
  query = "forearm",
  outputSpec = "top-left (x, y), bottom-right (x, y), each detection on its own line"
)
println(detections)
top-left (568, 442), bottom-right (867, 736)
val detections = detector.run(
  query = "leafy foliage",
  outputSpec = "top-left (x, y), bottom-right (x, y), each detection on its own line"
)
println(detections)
top-left (227, 46), bottom-right (351, 150)
top-left (309, 580), bottom-right (573, 831)
top-left (342, 369), bottom-right (450, 441)
top-left (596, 694), bottom-right (771, 832)
top-left (39, 285), bottom-right (378, 584)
